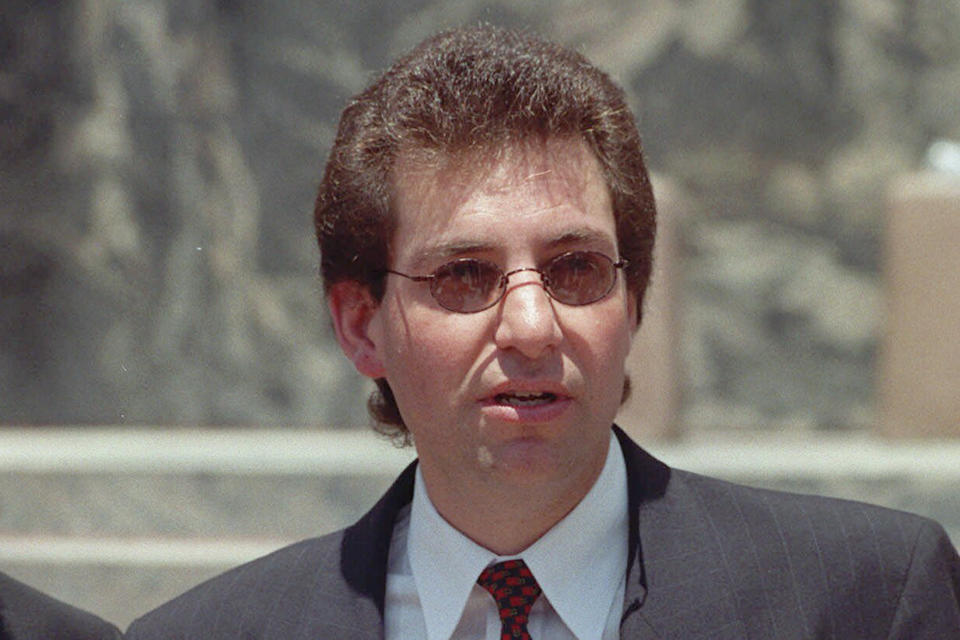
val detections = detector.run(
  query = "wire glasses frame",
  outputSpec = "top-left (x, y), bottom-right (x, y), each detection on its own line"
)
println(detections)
top-left (383, 250), bottom-right (629, 313)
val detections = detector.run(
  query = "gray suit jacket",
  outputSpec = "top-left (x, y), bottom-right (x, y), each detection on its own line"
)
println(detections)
top-left (126, 427), bottom-right (960, 639)
top-left (0, 572), bottom-right (122, 640)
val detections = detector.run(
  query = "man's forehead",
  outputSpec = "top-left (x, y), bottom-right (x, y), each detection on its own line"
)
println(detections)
top-left (388, 140), bottom-right (616, 269)
top-left (392, 137), bottom-right (602, 203)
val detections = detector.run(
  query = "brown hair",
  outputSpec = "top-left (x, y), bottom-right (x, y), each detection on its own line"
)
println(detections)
top-left (315, 24), bottom-right (656, 439)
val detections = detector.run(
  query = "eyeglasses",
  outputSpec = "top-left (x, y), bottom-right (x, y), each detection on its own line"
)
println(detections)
top-left (384, 250), bottom-right (628, 313)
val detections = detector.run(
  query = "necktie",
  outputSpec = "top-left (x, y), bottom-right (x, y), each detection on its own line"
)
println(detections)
top-left (476, 559), bottom-right (542, 640)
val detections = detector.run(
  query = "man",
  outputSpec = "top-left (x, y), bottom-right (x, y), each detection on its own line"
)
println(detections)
top-left (127, 25), bottom-right (960, 639)
top-left (0, 571), bottom-right (121, 639)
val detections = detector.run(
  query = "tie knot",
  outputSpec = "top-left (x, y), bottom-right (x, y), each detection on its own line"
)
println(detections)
top-left (477, 559), bottom-right (542, 639)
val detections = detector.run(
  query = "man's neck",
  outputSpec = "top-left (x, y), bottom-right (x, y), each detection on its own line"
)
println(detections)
top-left (418, 447), bottom-right (609, 555)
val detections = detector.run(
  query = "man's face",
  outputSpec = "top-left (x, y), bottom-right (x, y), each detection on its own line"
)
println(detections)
top-left (364, 139), bottom-right (636, 502)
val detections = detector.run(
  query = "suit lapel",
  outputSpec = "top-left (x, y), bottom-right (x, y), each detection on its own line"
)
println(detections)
top-left (334, 460), bottom-right (418, 640)
top-left (615, 427), bottom-right (744, 639)
top-left (0, 592), bottom-right (8, 640)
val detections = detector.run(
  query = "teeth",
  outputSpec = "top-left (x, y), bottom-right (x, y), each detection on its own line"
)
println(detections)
top-left (494, 392), bottom-right (557, 406)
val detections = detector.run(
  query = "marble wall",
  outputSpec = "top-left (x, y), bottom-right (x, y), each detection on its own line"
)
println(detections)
top-left (3, 0), bottom-right (959, 431)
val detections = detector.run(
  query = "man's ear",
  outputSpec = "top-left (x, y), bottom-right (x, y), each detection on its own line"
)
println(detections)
top-left (327, 281), bottom-right (386, 379)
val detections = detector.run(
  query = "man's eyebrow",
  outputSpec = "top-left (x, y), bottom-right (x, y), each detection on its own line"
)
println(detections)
top-left (412, 241), bottom-right (496, 267)
top-left (545, 228), bottom-right (616, 250)
top-left (410, 229), bottom-right (615, 268)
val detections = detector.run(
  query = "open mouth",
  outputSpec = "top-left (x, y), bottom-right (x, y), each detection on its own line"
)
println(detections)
top-left (493, 391), bottom-right (558, 407)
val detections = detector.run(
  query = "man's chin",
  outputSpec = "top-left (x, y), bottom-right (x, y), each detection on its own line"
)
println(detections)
top-left (474, 436), bottom-right (586, 484)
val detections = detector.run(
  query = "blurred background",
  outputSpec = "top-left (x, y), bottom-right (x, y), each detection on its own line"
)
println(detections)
top-left (1, 0), bottom-right (959, 628)
top-left (4, 0), bottom-right (959, 432)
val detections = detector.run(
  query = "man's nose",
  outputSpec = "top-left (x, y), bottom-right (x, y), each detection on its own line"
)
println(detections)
top-left (493, 274), bottom-right (562, 358)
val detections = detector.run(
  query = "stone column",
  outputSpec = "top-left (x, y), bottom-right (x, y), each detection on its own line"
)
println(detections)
top-left (879, 172), bottom-right (960, 437)
top-left (617, 175), bottom-right (683, 441)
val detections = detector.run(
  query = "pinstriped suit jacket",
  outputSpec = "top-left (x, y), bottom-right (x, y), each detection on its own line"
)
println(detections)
top-left (126, 427), bottom-right (960, 639)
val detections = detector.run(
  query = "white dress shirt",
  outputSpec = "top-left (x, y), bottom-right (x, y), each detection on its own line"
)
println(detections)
top-left (385, 431), bottom-right (629, 640)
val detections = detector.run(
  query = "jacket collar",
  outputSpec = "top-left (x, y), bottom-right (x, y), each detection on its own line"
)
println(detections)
top-left (339, 426), bottom-right (709, 639)
top-left (340, 458), bottom-right (418, 626)
top-left (615, 426), bottom-right (668, 638)
top-left (615, 428), bottom-right (744, 639)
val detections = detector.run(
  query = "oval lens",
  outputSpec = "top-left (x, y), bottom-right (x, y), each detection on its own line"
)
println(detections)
top-left (431, 259), bottom-right (501, 312)
top-left (546, 252), bottom-right (613, 305)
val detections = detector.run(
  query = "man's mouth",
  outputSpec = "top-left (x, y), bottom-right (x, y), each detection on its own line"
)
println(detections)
top-left (493, 391), bottom-right (558, 407)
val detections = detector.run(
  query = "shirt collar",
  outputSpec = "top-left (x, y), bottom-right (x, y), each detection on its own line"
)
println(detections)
top-left (408, 466), bottom-right (494, 640)
top-left (407, 430), bottom-right (629, 640)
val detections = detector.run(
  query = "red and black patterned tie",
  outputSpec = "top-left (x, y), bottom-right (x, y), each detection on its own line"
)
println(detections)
top-left (476, 559), bottom-right (542, 640)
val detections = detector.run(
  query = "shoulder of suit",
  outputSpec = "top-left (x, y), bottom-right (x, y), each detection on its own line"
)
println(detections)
top-left (0, 572), bottom-right (121, 640)
top-left (638, 467), bottom-right (960, 634)
top-left (125, 531), bottom-right (347, 639)
top-left (670, 467), bottom-right (936, 525)
top-left (665, 467), bottom-right (950, 564)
